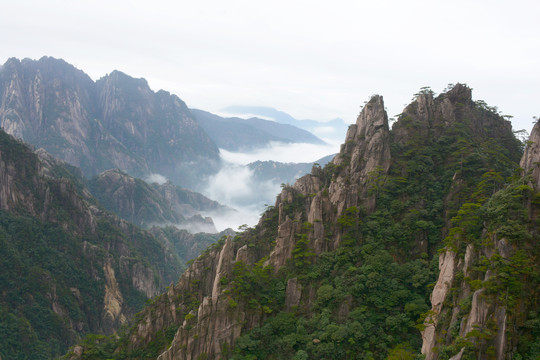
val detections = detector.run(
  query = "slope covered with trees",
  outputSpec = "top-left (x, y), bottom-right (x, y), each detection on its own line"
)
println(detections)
top-left (66, 84), bottom-right (538, 360)
top-left (0, 130), bottom-right (184, 359)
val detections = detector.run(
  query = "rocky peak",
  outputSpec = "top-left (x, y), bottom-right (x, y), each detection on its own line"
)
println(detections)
top-left (0, 57), bottom-right (220, 188)
top-left (520, 120), bottom-right (540, 188)
top-left (67, 84), bottom-right (527, 360)
top-left (329, 94), bottom-right (391, 214)
top-left (419, 89), bottom-right (530, 360)
top-left (445, 82), bottom-right (473, 103)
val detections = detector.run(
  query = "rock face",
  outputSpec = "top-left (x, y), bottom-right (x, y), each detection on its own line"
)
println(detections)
top-left (88, 168), bottom-right (231, 232)
top-left (421, 123), bottom-right (540, 358)
top-left (329, 94), bottom-right (391, 215)
top-left (0, 57), bottom-right (220, 188)
top-left (520, 119), bottom-right (540, 188)
top-left (68, 84), bottom-right (529, 360)
top-left (0, 129), bottom-right (183, 358)
top-left (87, 92), bottom-right (397, 359)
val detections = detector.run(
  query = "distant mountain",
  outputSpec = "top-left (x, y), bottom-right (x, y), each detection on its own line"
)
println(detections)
top-left (88, 169), bottom-right (233, 233)
top-left (0, 57), bottom-right (220, 188)
top-left (222, 105), bottom-right (349, 141)
top-left (248, 154), bottom-right (335, 185)
top-left (191, 109), bottom-right (325, 151)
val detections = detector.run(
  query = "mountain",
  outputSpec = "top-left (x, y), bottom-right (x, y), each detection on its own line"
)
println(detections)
top-left (150, 226), bottom-right (236, 268)
top-left (88, 169), bottom-right (232, 233)
top-left (421, 125), bottom-right (540, 358)
top-left (247, 154), bottom-right (335, 185)
top-left (0, 57), bottom-right (220, 188)
top-left (0, 129), bottom-right (185, 359)
top-left (222, 105), bottom-right (349, 142)
top-left (67, 84), bottom-right (537, 359)
top-left (191, 109), bottom-right (325, 151)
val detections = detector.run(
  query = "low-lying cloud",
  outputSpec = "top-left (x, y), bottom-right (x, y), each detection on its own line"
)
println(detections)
top-left (200, 141), bottom-right (339, 231)
top-left (201, 162), bottom-right (281, 231)
top-left (220, 141), bottom-right (340, 165)
top-left (144, 173), bottom-right (168, 185)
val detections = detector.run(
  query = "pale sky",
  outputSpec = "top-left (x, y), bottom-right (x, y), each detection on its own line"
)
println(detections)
top-left (1, 0), bottom-right (539, 133)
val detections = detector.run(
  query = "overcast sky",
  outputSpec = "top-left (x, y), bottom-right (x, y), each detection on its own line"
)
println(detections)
top-left (1, 0), bottom-right (539, 133)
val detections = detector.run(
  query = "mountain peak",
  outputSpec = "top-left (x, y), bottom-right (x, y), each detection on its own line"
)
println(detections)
top-left (104, 69), bottom-right (150, 88)
top-left (445, 82), bottom-right (472, 102)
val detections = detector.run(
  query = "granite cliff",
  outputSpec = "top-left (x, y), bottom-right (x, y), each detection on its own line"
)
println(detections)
top-left (0, 57), bottom-right (220, 188)
top-left (67, 84), bottom-right (536, 359)
top-left (0, 129), bottom-right (184, 359)
top-left (421, 119), bottom-right (540, 360)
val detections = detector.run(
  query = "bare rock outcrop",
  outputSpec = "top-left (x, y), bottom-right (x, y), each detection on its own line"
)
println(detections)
top-left (329, 95), bottom-right (391, 215)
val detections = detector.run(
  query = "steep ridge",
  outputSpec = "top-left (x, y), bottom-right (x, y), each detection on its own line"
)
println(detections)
top-left (0, 130), bottom-right (183, 359)
top-left (0, 57), bottom-right (220, 188)
top-left (421, 120), bottom-right (540, 359)
top-left (67, 85), bottom-right (525, 359)
top-left (88, 169), bottom-right (231, 232)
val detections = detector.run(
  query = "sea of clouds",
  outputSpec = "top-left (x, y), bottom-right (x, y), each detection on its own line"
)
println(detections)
top-left (199, 140), bottom-right (340, 231)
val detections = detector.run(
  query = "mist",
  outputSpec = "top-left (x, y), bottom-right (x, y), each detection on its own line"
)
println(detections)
top-left (144, 173), bottom-right (168, 185)
top-left (220, 140), bottom-right (340, 165)
top-left (201, 162), bottom-right (280, 231)
top-left (200, 141), bottom-right (340, 231)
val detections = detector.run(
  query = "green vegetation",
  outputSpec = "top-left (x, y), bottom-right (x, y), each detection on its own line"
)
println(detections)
top-left (232, 241), bottom-right (437, 359)
top-left (5, 84), bottom-right (537, 360)
top-left (435, 173), bottom-right (540, 359)
top-left (0, 129), bottom-right (184, 359)
top-left (0, 212), bottom-right (102, 359)
top-left (229, 90), bottom-right (525, 359)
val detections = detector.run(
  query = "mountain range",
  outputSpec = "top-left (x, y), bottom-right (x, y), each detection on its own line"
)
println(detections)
top-left (0, 57), bottom-right (335, 192)
top-left (62, 84), bottom-right (540, 360)
top-left (191, 109), bottom-right (325, 151)
top-left (222, 105), bottom-right (349, 142)
top-left (1, 56), bottom-right (539, 360)
top-left (247, 154), bottom-right (335, 185)
top-left (0, 57), bottom-right (219, 189)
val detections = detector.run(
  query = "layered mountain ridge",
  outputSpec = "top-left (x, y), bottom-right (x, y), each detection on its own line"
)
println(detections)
top-left (191, 109), bottom-right (325, 151)
top-left (0, 57), bottom-right (220, 188)
top-left (88, 169), bottom-right (233, 233)
top-left (67, 84), bottom-right (538, 360)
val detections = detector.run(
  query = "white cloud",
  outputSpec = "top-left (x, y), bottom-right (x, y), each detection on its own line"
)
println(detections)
top-left (144, 173), bottom-right (168, 185)
top-left (199, 140), bottom-right (339, 230)
top-left (2, 0), bottom-right (538, 132)
top-left (200, 159), bottom-right (280, 231)
top-left (220, 141), bottom-right (340, 165)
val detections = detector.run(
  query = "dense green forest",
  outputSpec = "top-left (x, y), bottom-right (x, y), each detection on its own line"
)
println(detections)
top-left (65, 85), bottom-right (540, 360)
top-left (0, 130), bottom-right (184, 359)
